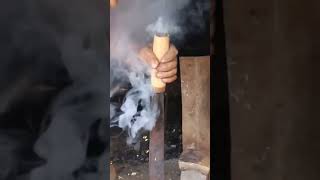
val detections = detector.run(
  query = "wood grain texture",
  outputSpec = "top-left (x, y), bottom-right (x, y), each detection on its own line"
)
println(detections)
top-left (179, 56), bottom-right (210, 178)
top-left (224, 0), bottom-right (320, 179)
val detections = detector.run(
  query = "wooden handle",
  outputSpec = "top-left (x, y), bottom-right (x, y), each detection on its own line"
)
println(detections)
top-left (151, 34), bottom-right (170, 93)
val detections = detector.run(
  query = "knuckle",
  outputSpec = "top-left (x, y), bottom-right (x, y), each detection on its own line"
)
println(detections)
top-left (172, 45), bottom-right (178, 55)
top-left (164, 64), bottom-right (169, 70)
top-left (171, 70), bottom-right (176, 76)
top-left (173, 76), bottom-right (177, 80)
top-left (173, 60), bottom-right (178, 67)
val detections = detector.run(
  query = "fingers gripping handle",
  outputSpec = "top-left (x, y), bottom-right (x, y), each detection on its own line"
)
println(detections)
top-left (151, 34), bottom-right (170, 93)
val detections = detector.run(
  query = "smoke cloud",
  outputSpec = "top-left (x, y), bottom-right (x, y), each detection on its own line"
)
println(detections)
top-left (146, 16), bottom-right (181, 36)
top-left (110, 0), bottom-right (210, 143)
top-left (1, 0), bottom-right (109, 179)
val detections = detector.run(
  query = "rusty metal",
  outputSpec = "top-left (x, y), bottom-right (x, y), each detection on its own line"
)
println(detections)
top-left (149, 93), bottom-right (165, 180)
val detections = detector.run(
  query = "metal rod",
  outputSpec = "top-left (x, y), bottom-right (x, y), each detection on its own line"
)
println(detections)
top-left (149, 93), bottom-right (165, 180)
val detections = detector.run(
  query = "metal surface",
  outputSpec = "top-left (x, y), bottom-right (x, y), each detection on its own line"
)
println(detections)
top-left (149, 93), bottom-right (165, 180)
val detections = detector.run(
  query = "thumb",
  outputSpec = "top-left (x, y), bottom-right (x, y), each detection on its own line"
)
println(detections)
top-left (138, 46), bottom-right (159, 68)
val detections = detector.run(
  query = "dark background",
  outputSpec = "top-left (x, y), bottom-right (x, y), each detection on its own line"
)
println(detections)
top-left (0, 0), bottom-right (109, 179)
top-left (213, 0), bottom-right (320, 179)
top-left (0, 0), bottom-right (213, 179)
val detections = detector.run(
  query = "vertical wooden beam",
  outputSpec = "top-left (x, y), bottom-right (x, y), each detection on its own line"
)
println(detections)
top-left (179, 56), bottom-right (211, 180)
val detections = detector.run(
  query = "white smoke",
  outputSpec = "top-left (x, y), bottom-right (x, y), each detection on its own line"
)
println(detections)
top-left (110, 43), bottom-right (158, 143)
top-left (110, 0), bottom-right (209, 143)
top-left (146, 16), bottom-right (181, 36)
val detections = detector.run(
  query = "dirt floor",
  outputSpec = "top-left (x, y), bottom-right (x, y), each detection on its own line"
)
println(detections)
top-left (110, 126), bottom-right (182, 180)
top-left (114, 159), bottom-right (180, 180)
top-left (110, 78), bottom-right (183, 180)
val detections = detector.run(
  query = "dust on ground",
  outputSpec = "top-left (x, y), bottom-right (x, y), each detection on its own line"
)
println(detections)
top-left (114, 159), bottom-right (180, 180)
top-left (110, 80), bottom-right (182, 180)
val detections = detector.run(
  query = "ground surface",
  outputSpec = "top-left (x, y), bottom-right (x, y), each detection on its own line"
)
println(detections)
top-left (110, 82), bottom-right (183, 180)
top-left (114, 159), bottom-right (180, 180)
top-left (110, 126), bottom-right (182, 180)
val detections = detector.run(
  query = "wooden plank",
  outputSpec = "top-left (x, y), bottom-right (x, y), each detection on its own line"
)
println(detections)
top-left (181, 170), bottom-right (207, 180)
top-left (180, 56), bottom-right (210, 153)
top-left (110, 164), bottom-right (116, 180)
top-left (179, 149), bottom-right (210, 174)
top-left (179, 56), bottom-right (210, 177)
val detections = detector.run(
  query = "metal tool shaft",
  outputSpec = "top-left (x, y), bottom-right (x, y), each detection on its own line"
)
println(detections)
top-left (149, 93), bottom-right (165, 180)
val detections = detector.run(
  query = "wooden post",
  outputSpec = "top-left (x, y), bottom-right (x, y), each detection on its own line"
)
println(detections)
top-left (179, 56), bottom-right (211, 180)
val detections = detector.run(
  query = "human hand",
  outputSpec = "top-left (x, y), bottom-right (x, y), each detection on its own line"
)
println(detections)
top-left (138, 44), bottom-right (178, 83)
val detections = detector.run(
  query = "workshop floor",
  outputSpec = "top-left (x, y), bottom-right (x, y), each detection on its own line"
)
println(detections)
top-left (110, 124), bottom-right (182, 180)
top-left (110, 133), bottom-right (181, 180)
top-left (115, 159), bottom-right (180, 180)
top-left (110, 82), bottom-right (182, 180)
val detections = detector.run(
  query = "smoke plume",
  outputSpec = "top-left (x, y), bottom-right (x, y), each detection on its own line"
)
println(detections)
top-left (146, 16), bottom-right (181, 36)
top-left (110, 0), bottom-right (210, 143)
top-left (1, 0), bottom-right (109, 179)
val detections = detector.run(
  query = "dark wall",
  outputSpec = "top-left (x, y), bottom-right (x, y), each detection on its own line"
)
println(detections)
top-left (0, 0), bottom-right (109, 179)
top-left (175, 0), bottom-right (211, 56)
top-left (224, 0), bottom-right (320, 180)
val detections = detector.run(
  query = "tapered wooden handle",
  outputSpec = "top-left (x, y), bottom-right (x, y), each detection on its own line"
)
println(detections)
top-left (151, 34), bottom-right (170, 93)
